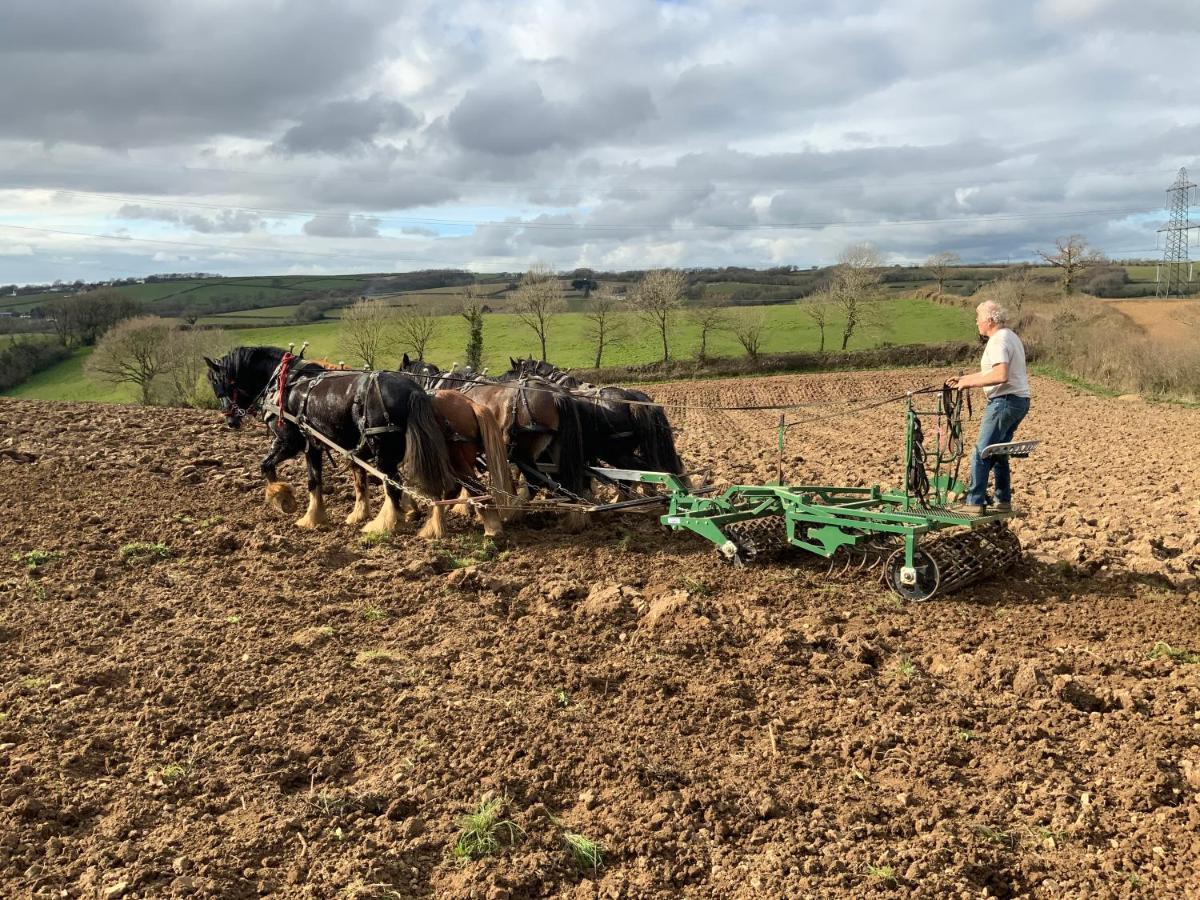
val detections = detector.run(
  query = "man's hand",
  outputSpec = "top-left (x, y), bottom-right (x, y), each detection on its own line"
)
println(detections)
top-left (944, 376), bottom-right (961, 389)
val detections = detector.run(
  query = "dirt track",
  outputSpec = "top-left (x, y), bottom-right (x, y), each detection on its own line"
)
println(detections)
top-left (2, 370), bottom-right (1199, 899)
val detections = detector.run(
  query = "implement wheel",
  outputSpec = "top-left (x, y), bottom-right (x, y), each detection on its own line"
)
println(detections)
top-left (885, 547), bottom-right (940, 602)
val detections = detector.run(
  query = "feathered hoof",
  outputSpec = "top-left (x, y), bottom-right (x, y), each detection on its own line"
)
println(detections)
top-left (265, 482), bottom-right (298, 515)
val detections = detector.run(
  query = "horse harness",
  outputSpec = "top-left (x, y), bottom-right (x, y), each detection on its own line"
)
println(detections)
top-left (260, 361), bottom-right (405, 455)
top-left (508, 376), bottom-right (555, 440)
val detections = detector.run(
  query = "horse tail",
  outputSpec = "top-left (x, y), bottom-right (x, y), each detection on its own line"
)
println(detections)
top-left (468, 399), bottom-right (516, 516)
top-left (403, 389), bottom-right (456, 500)
top-left (631, 396), bottom-right (686, 476)
top-left (552, 392), bottom-right (588, 496)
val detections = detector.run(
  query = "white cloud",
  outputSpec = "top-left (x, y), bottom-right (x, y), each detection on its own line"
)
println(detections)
top-left (1, 0), bottom-right (1196, 283)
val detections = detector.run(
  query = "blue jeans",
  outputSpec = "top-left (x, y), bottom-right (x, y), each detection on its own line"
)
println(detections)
top-left (966, 394), bottom-right (1030, 505)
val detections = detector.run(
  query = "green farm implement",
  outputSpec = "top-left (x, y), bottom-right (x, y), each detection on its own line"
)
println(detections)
top-left (598, 389), bottom-right (1037, 601)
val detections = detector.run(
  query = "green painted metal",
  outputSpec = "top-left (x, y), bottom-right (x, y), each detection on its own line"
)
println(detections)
top-left (602, 391), bottom-right (1011, 568)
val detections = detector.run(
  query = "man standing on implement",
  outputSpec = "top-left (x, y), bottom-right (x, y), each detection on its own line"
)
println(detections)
top-left (945, 300), bottom-right (1031, 514)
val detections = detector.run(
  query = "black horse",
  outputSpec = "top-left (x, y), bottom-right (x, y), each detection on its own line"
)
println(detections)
top-left (205, 346), bottom-right (455, 537)
top-left (506, 357), bottom-right (686, 477)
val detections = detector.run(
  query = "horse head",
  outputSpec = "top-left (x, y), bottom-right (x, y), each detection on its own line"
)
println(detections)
top-left (205, 346), bottom-right (285, 429)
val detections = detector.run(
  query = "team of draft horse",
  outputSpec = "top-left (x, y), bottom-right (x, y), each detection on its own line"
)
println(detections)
top-left (203, 347), bottom-right (685, 540)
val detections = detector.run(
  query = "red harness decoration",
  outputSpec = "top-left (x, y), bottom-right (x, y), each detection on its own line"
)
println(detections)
top-left (274, 351), bottom-right (295, 433)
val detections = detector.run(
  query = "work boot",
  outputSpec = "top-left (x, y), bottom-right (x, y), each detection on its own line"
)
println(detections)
top-left (993, 501), bottom-right (1013, 513)
top-left (957, 502), bottom-right (986, 516)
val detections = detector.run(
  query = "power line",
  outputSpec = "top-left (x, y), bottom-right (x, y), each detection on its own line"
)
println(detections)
top-left (0, 223), bottom-right (466, 268)
top-left (2, 159), bottom-right (1184, 196)
top-left (18, 188), bottom-right (1155, 234)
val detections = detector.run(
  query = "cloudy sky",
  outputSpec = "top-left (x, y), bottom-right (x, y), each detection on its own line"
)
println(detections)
top-left (1, 0), bottom-right (1198, 284)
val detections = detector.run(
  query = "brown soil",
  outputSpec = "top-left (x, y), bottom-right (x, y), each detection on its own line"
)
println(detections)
top-left (2, 369), bottom-right (1199, 899)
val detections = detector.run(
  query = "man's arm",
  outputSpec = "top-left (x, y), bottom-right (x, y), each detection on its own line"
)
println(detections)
top-left (947, 362), bottom-right (1009, 390)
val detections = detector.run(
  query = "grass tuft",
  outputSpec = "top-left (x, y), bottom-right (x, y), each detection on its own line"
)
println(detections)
top-left (563, 831), bottom-right (604, 873)
top-left (362, 606), bottom-right (387, 623)
top-left (440, 533), bottom-right (500, 569)
top-left (11, 549), bottom-right (63, 569)
top-left (865, 864), bottom-right (897, 885)
top-left (120, 542), bottom-right (172, 562)
top-left (975, 824), bottom-right (1017, 848)
top-left (452, 796), bottom-right (523, 861)
top-left (1148, 641), bottom-right (1200, 664)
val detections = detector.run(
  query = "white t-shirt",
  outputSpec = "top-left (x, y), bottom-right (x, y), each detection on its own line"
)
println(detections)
top-left (981, 328), bottom-right (1030, 399)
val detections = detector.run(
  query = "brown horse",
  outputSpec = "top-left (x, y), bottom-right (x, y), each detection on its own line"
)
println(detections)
top-left (399, 356), bottom-right (587, 506)
top-left (342, 388), bottom-right (515, 538)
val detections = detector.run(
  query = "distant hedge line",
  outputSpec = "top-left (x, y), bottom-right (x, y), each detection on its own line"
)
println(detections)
top-left (0, 339), bottom-right (72, 392)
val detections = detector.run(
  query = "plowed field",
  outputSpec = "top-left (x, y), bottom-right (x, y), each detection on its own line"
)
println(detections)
top-left (2, 369), bottom-right (1199, 899)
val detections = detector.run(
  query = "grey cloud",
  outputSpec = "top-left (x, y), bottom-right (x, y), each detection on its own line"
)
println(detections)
top-left (116, 203), bottom-right (263, 233)
top-left (0, 0), bottom-right (409, 147)
top-left (302, 213), bottom-right (381, 238)
top-left (446, 81), bottom-right (654, 156)
top-left (4, 0), bottom-right (1195, 282)
top-left (276, 95), bottom-right (420, 155)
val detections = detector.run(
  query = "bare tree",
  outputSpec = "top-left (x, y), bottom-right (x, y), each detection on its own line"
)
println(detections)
top-left (731, 310), bottom-right (766, 363)
top-left (339, 297), bottom-right (396, 369)
top-left (831, 243), bottom-right (884, 350)
top-left (583, 292), bottom-right (625, 368)
top-left (1037, 235), bottom-right (1104, 294)
top-left (1005, 265), bottom-right (1035, 315)
top-left (801, 293), bottom-right (833, 352)
top-left (926, 250), bottom-right (960, 294)
top-left (631, 268), bottom-right (686, 364)
top-left (84, 315), bottom-right (178, 404)
top-left (394, 303), bottom-right (440, 361)
top-left (686, 300), bottom-right (729, 362)
top-left (159, 328), bottom-right (227, 407)
top-left (513, 263), bottom-right (566, 361)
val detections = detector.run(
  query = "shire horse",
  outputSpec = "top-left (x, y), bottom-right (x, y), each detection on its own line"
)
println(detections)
top-left (506, 357), bottom-right (686, 478)
top-left (399, 355), bottom-right (588, 512)
top-left (319, 356), bottom-right (515, 536)
top-left (205, 346), bottom-right (456, 538)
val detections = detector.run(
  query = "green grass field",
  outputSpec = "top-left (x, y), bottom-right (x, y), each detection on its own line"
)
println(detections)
top-left (1124, 265), bottom-right (1158, 283)
top-left (0, 333), bottom-right (53, 346)
top-left (0, 275), bottom-right (369, 315)
top-left (6, 299), bottom-right (973, 403)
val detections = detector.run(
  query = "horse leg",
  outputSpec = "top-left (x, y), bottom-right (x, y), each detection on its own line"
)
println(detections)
top-left (399, 491), bottom-right (422, 522)
top-left (417, 501), bottom-right (446, 540)
top-left (449, 444), bottom-right (476, 517)
top-left (362, 480), bottom-right (401, 534)
top-left (295, 445), bottom-right (330, 529)
top-left (362, 441), bottom-right (404, 534)
top-left (476, 501), bottom-right (502, 537)
top-left (260, 430), bottom-right (302, 515)
top-left (345, 465), bottom-right (370, 525)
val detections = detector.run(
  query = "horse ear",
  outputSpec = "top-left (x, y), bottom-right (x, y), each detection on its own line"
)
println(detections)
top-left (402, 353), bottom-right (411, 367)
top-left (510, 357), bottom-right (517, 368)
top-left (203, 356), bottom-right (219, 371)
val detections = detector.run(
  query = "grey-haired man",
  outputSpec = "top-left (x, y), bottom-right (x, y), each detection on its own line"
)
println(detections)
top-left (945, 300), bottom-right (1031, 514)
